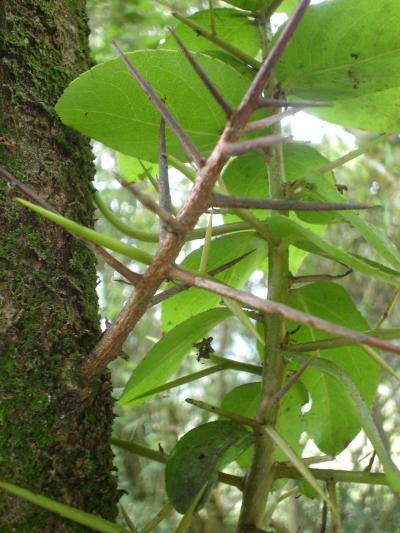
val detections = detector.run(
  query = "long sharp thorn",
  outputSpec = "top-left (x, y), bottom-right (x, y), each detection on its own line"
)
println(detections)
top-left (235, 0), bottom-right (311, 125)
top-left (211, 194), bottom-right (380, 212)
top-left (116, 175), bottom-right (183, 234)
top-left (168, 27), bottom-right (233, 117)
top-left (158, 118), bottom-right (172, 243)
top-left (112, 40), bottom-right (204, 167)
top-left (151, 249), bottom-right (256, 306)
top-left (258, 98), bottom-right (332, 109)
top-left (223, 135), bottom-right (292, 157)
top-left (242, 108), bottom-right (302, 134)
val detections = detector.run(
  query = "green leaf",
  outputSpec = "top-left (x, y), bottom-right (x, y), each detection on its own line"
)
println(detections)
top-left (221, 145), bottom-right (327, 273)
top-left (222, 152), bottom-right (268, 222)
top-left (0, 480), bottom-right (130, 533)
top-left (277, 0), bottom-right (400, 101)
top-left (117, 154), bottom-right (158, 183)
top-left (294, 355), bottom-right (400, 493)
top-left (278, 0), bottom-right (298, 14)
top-left (220, 382), bottom-right (307, 467)
top-left (162, 232), bottom-right (264, 331)
top-left (222, 144), bottom-right (330, 223)
top-left (55, 50), bottom-right (250, 162)
top-left (266, 215), bottom-right (400, 288)
top-left (287, 282), bottom-right (379, 455)
top-left (119, 308), bottom-right (231, 406)
top-left (222, 0), bottom-right (269, 10)
top-left (165, 421), bottom-right (255, 513)
top-left (309, 88), bottom-right (400, 132)
top-left (300, 171), bottom-right (400, 269)
top-left (163, 9), bottom-right (260, 59)
top-left (17, 199), bottom-right (153, 265)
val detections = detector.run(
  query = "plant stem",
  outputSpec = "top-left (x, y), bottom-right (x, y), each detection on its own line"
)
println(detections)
top-left (237, 12), bottom-right (290, 530)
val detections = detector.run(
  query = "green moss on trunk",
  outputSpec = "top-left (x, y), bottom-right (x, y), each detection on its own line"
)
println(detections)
top-left (0, 1), bottom-right (118, 530)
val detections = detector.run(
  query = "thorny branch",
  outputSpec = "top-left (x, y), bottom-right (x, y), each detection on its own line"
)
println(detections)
top-left (6, 0), bottom-right (398, 396)
top-left (79, 1), bottom-right (315, 386)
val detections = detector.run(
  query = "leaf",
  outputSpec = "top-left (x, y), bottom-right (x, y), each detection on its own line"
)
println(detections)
top-left (165, 421), bottom-right (255, 513)
top-left (300, 171), bottom-right (400, 269)
top-left (220, 382), bottom-right (307, 467)
top-left (55, 50), bottom-right (251, 163)
top-left (287, 282), bottom-right (379, 455)
top-left (0, 480), bottom-right (130, 533)
top-left (162, 232), bottom-right (264, 331)
top-left (277, 0), bottom-right (400, 101)
top-left (223, 0), bottom-right (270, 10)
top-left (222, 152), bottom-right (268, 222)
top-left (294, 355), bottom-right (400, 493)
top-left (266, 215), bottom-right (400, 288)
top-left (119, 308), bottom-right (231, 406)
top-left (117, 154), bottom-right (158, 183)
top-left (163, 8), bottom-right (260, 59)
top-left (17, 199), bottom-right (153, 265)
top-left (309, 88), bottom-right (400, 132)
top-left (278, 0), bottom-right (298, 14)
top-left (221, 145), bottom-right (327, 273)
top-left (222, 144), bottom-right (330, 223)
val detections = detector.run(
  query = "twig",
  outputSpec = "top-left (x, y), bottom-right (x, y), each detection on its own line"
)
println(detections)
top-left (320, 500), bottom-right (328, 533)
top-left (112, 40), bottom-right (204, 167)
top-left (271, 357), bottom-right (313, 404)
top-left (0, 166), bottom-right (142, 286)
top-left (172, 12), bottom-right (261, 70)
top-left (186, 398), bottom-right (263, 431)
top-left (168, 27), bottom-right (232, 117)
top-left (168, 271), bottom-right (400, 357)
top-left (117, 176), bottom-right (183, 234)
top-left (258, 98), bottom-right (331, 108)
top-left (234, 0), bottom-right (312, 127)
top-left (211, 194), bottom-right (377, 212)
top-left (151, 249), bottom-right (256, 305)
top-left (291, 268), bottom-right (353, 284)
top-left (138, 159), bottom-right (159, 192)
top-left (319, 134), bottom-right (390, 174)
top-left (110, 437), bottom-right (243, 488)
top-left (208, 0), bottom-right (216, 35)
top-left (132, 365), bottom-right (226, 401)
top-left (158, 119), bottom-right (172, 242)
top-left (376, 288), bottom-right (400, 328)
top-left (141, 503), bottom-right (173, 533)
top-left (119, 505), bottom-right (139, 533)
top-left (241, 108), bottom-right (301, 134)
top-left (111, 436), bottom-right (392, 487)
top-left (223, 135), bottom-right (292, 157)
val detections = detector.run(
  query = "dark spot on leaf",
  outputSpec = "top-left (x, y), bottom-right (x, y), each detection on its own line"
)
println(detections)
top-left (350, 52), bottom-right (359, 60)
top-left (348, 70), bottom-right (360, 89)
top-left (197, 453), bottom-right (206, 460)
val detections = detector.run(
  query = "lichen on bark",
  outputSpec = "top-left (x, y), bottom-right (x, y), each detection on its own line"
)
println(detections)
top-left (0, 1), bottom-right (118, 530)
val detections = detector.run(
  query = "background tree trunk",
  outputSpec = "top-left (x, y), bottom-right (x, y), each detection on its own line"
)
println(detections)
top-left (0, 1), bottom-right (119, 530)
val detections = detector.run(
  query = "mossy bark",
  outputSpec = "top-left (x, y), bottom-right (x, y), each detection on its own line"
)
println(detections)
top-left (0, 1), bottom-right (119, 530)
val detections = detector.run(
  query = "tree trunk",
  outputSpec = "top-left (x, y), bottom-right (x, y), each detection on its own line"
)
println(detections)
top-left (0, 1), bottom-right (119, 530)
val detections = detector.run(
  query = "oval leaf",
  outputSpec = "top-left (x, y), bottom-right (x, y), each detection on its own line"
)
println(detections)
top-left (55, 50), bottom-right (250, 162)
top-left (288, 282), bottom-right (379, 455)
top-left (277, 0), bottom-right (400, 101)
top-left (294, 355), bottom-right (400, 493)
top-left (165, 421), bottom-right (255, 513)
top-left (220, 381), bottom-right (307, 467)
